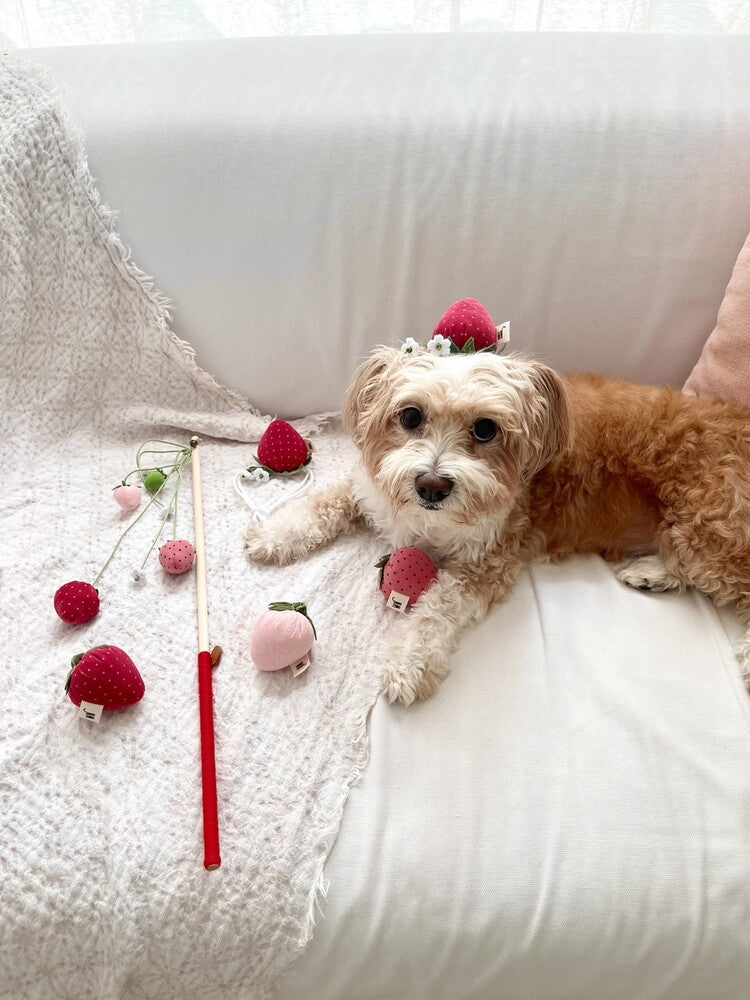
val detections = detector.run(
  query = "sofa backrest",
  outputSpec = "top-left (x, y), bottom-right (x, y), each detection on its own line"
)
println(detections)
top-left (29, 33), bottom-right (750, 417)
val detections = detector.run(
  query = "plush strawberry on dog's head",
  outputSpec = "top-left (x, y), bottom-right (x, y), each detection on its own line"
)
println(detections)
top-left (432, 298), bottom-right (499, 353)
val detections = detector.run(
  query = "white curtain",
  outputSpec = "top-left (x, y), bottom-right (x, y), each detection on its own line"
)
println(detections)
top-left (2, 1), bottom-right (749, 48)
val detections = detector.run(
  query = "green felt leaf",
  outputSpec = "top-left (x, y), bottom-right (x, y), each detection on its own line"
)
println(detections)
top-left (460, 337), bottom-right (476, 353)
top-left (375, 553), bottom-right (392, 588)
top-left (268, 601), bottom-right (317, 639)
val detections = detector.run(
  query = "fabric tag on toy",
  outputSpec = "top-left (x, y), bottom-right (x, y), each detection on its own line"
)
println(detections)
top-left (79, 701), bottom-right (103, 723)
top-left (290, 654), bottom-right (311, 677)
top-left (497, 321), bottom-right (511, 343)
top-left (386, 590), bottom-right (410, 614)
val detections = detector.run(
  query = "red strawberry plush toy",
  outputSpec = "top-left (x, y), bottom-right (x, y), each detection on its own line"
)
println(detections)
top-left (256, 420), bottom-right (312, 474)
top-left (65, 645), bottom-right (145, 711)
top-left (54, 581), bottom-right (100, 625)
top-left (433, 298), bottom-right (498, 352)
top-left (377, 547), bottom-right (438, 612)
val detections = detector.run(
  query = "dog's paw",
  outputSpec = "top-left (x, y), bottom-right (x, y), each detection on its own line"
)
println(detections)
top-left (614, 555), bottom-right (683, 593)
top-left (244, 522), bottom-right (296, 566)
top-left (382, 647), bottom-right (450, 706)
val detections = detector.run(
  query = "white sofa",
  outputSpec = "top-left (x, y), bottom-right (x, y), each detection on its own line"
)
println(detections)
top-left (29, 34), bottom-right (750, 999)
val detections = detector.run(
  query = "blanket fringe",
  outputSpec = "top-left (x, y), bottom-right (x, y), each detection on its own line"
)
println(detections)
top-left (6, 55), bottom-right (336, 442)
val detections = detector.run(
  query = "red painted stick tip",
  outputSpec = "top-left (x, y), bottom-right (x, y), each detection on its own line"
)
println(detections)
top-left (198, 650), bottom-right (221, 871)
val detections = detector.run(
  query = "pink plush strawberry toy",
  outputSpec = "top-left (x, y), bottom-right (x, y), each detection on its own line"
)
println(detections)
top-left (250, 602), bottom-right (317, 676)
top-left (159, 540), bottom-right (196, 575)
top-left (432, 298), bottom-right (499, 353)
top-left (65, 645), bottom-right (145, 713)
top-left (377, 548), bottom-right (438, 613)
top-left (113, 484), bottom-right (142, 511)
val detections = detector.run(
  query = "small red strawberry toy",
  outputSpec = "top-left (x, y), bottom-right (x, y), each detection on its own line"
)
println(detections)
top-left (377, 547), bottom-right (439, 613)
top-left (159, 539), bottom-right (196, 575)
top-left (65, 645), bottom-right (145, 711)
top-left (54, 581), bottom-right (100, 625)
top-left (255, 420), bottom-right (313, 474)
top-left (432, 298), bottom-right (499, 353)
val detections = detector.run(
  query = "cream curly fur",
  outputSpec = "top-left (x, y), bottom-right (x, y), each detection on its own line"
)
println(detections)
top-left (246, 348), bottom-right (750, 704)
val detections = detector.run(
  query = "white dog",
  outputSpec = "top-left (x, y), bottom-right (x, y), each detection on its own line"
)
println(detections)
top-left (245, 346), bottom-right (750, 704)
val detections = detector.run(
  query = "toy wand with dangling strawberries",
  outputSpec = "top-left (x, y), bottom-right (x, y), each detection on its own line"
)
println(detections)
top-left (190, 436), bottom-right (221, 870)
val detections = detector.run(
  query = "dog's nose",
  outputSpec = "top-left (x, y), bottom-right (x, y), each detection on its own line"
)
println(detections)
top-left (415, 473), bottom-right (454, 504)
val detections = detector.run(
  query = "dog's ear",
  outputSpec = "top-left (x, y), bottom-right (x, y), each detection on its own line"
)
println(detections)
top-left (527, 362), bottom-right (574, 474)
top-left (343, 346), bottom-right (401, 447)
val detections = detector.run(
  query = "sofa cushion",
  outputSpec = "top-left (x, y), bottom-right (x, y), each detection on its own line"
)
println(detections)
top-left (684, 231), bottom-right (750, 409)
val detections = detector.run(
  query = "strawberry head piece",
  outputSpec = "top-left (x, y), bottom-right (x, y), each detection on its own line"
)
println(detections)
top-left (244, 420), bottom-right (314, 483)
top-left (400, 299), bottom-right (509, 358)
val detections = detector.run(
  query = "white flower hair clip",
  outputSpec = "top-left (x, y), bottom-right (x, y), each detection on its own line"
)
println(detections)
top-left (234, 419), bottom-right (315, 524)
top-left (426, 334), bottom-right (452, 357)
top-left (243, 467), bottom-right (271, 484)
top-left (400, 337), bottom-right (420, 356)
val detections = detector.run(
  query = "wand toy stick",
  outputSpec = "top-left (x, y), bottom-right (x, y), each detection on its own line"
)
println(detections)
top-left (190, 436), bottom-right (221, 871)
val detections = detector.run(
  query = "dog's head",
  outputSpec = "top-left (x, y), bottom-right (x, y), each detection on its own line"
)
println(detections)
top-left (343, 346), bottom-right (572, 527)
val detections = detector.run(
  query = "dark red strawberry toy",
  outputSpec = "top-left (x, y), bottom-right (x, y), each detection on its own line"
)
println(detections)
top-left (256, 420), bottom-right (313, 474)
top-left (54, 581), bottom-right (100, 625)
top-left (433, 298), bottom-right (498, 352)
top-left (65, 645), bottom-right (145, 711)
top-left (377, 547), bottom-right (438, 612)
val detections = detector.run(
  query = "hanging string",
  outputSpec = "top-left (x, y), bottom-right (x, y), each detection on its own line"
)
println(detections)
top-left (94, 439), bottom-right (194, 587)
top-left (233, 467), bottom-right (314, 524)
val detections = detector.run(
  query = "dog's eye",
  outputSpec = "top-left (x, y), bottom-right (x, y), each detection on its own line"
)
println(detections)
top-left (472, 418), bottom-right (497, 442)
top-left (400, 407), bottom-right (424, 431)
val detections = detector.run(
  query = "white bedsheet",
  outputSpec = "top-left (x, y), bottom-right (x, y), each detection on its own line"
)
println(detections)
top-left (279, 558), bottom-right (750, 1000)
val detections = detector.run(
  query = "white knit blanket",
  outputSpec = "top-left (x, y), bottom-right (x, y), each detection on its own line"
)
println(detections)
top-left (0, 59), bottom-right (385, 1000)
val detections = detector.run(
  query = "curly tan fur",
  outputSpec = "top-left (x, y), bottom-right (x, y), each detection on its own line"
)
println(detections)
top-left (247, 348), bottom-right (750, 704)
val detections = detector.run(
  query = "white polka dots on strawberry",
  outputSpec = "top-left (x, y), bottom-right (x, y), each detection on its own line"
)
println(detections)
top-left (53, 580), bottom-right (100, 625)
top-left (256, 420), bottom-right (311, 473)
top-left (66, 645), bottom-right (145, 712)
top-left (432, 298), bottom-right (498, 351)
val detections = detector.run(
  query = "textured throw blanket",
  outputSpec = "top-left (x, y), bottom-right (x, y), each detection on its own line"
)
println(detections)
top-left (0, 59), bottom-right (385, 1000)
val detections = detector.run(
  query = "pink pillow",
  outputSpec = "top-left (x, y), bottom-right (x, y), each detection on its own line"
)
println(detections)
top-left (683, 232), bottom-right (750, 408)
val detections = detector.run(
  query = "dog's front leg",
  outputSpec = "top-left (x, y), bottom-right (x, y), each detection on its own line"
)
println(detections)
top-left (383, 550), bottom-right (524, 706)
top-left (245, 479), bottom-right (363, 566)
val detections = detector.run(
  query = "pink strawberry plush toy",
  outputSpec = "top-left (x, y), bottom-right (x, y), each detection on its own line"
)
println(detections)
top-left (256, 420), bottom-right (313, 474)
top-left (159, 539), bottom-right (196, 575)
top-left (377, 547), bottom-right (438, 613)
top-left (65, 645), bottom-right (145, 711)
top-left (250, 602), bottom-right (316, 675)
top-left (113, 484), bottom-right (142, 511)
top-left (433, 298), bottom-right (499, 352)
top-left (54, 581), bottom-right (100, 625)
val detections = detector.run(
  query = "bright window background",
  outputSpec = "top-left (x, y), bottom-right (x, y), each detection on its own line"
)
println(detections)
top-left (2, 1), bottom-right (749, 48)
